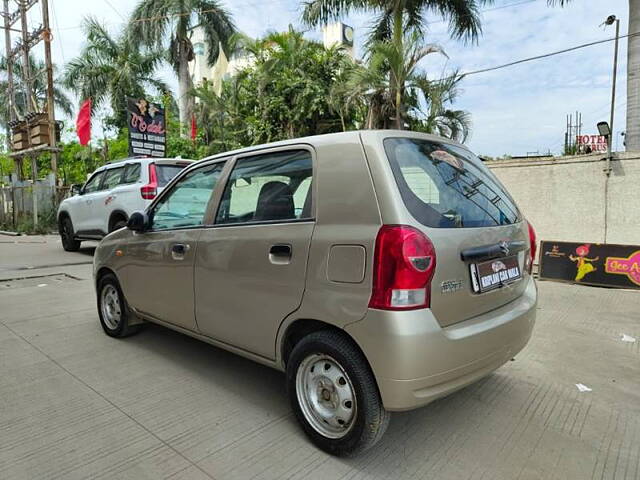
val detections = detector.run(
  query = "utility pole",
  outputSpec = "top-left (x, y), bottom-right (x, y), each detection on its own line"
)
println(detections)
top-left (605, 15), bottom-right (620, 175)
top-left (18, 0), bottom-right (35, 112)
top-left (41, 0), bottom-right (57, 179)
top-left (1, 0), bottom-right (60, 228)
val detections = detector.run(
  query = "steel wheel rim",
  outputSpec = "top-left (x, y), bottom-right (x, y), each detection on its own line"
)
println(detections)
top-left (295, 353), bottom-right (357, 439)
top-left (100, 284), bottom-right (122, 330)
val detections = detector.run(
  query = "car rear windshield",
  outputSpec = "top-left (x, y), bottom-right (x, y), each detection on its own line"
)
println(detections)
top-left (156, 164), bottom-right (186, 187)
top-left (384, 138), bottom-right (521, 228)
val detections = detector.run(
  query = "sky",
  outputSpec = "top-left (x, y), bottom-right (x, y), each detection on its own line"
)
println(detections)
top-left (7, 0), bottom-right (630, 156)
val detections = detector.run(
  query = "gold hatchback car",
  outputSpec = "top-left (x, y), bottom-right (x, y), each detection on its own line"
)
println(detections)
top-left (94, 130), bottom-right (537, 455)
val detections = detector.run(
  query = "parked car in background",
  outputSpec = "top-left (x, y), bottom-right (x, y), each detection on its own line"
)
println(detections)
top-left (93, 130), bottom-right (537, 455)
top-left (58, 157), bottom-right (192, 251)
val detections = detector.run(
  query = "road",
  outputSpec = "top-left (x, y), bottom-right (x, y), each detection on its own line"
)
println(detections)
top-left (1, 234), bottom-right (639, 479)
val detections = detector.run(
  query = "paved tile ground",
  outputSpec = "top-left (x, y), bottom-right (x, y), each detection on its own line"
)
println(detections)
top-left (1, 235), bottom-right (639, 479)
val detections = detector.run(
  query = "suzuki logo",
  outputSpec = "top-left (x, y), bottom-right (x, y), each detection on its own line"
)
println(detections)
top-left (499, 241), bottom-right (510, 256)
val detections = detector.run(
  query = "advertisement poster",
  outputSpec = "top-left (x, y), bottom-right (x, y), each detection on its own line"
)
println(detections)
top-left (127, 97), bottom-right (166, 157)
top-left (539, 241), bottom-right (640, 290)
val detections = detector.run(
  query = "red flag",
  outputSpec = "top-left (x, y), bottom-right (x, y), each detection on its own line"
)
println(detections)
top-left (190, 114), bottom-right (197, 141)
top-left (76, 99), bottom-right (92, 146)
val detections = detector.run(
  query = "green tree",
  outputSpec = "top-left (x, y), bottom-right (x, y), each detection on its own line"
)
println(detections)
top-left (410, 73), bottom-right (471, 142)
top-left (63, 16), bottom-right (171, 129)
top-left (128, 0), bottom-right (235, 129)
top-left (302, 0), bottom-right (489, 131)
top-left (345, 31), bottom-right (448, 129)
top-left (193, 28), bottom-right (358, 146)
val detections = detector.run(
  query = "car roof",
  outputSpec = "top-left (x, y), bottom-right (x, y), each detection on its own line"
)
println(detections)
top-left (94, 157), bottom-right (194, 172)
top-left (197, 130), bottom-right (469, 165)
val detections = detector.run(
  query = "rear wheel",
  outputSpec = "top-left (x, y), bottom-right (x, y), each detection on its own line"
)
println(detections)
top-left (109, 216), bottom-right (127, 233)
top-left (59, 216), bottom-right (81, 252)
top-left (97, 273), bottom-right (141, 338)
top-left (286, 330), bottom-right (390, 456)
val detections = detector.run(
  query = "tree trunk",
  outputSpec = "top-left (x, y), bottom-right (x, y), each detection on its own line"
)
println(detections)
top-left (177, 41), bottom-right (195, 137)
top-left (393, 5), bottom-right (404, 130)
top-left (626, 0), bottom-right (640, 150)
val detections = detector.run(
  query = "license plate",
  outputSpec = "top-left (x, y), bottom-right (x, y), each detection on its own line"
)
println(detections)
top-left (470, 255), bottom-right (521, 293)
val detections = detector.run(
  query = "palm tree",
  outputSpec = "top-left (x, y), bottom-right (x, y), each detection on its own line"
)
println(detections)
top-left (302, 0), bottom-right (493, 50)
top-left (128, 0), bottom-right (235, 129)
top-left (345, 31), bottom-right (447, 129)
top-left (303, 0), bottom-right (490, 132)
top-left (411, 73), bottom-right (471, 142)
top-left (0, 55), bottom-right (73, 125)
top-left (63, 17), bottom-right (171, 129)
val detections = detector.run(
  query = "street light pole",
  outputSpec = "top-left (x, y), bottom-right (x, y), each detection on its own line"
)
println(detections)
top-left (605, 15), bottom-right (620, 175)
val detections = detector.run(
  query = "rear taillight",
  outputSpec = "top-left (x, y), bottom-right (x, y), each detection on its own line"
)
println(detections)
top-left (141, 163), bottom-right (158, 200)
top-left (526, 220), bottom-right (537, 274)
top-left (369, 225), bottom-right (437, 311)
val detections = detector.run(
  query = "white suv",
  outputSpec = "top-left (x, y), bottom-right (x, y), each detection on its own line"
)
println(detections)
top-left (58, 157), bottom-right (192, 251)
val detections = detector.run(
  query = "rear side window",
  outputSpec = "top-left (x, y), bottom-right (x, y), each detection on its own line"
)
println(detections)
top-left (156, 165), bottom-right (186, 187)
top-left (215, 150), bottom-right (313, 225)
top-left (384, 138), bottom-right (521, 228)
top-left (102, 167), bottom-right (124, 190)
top-left (122, 163), bottom-right (141, 184)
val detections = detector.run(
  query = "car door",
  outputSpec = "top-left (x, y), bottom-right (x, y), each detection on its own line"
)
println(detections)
top-left (122, 161), bottom-right (227, 331)
top-left (194, 148), bottom-right (315, 359)
top-left (89, 166), bottom-right (125, 233)
top-left (74, 170), bottom-right (106, 234)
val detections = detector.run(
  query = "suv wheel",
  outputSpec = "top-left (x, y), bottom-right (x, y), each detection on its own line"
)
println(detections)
top-left (59, 216), bottom-right (81, 252)
top-left (97, 273), bottom-right (142, 338)
top-left (109, 217), bottom-right (127, 233)
top-left (286, 330), bottom-right (390, 456)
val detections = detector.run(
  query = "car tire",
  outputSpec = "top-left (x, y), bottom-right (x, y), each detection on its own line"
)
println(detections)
top-left (109, 217), bottom-right (127, 233)
top-left (286, 330), bottom-right (390, 456)
top-left (97, 273), bottom-right (142, 338)
top-left (59, 216), bottom-right (81, 252)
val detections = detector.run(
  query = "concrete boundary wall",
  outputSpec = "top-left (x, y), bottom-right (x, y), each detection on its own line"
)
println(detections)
top-left (485, 152), bottom-right (640, 248)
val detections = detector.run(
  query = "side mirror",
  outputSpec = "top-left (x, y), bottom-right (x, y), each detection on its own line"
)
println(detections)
top-left (127, 212), bottom-right (149, 232)
top-left (70, 184), bottom-right (83, 196)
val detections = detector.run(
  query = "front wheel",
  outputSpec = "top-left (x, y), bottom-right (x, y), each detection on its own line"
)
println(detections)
top-left (286, 330), bottom-right (390, 456)
top-left (97, 273), bottom-right (141, 338)
top-left (59, 216), bottom-right (81, 252)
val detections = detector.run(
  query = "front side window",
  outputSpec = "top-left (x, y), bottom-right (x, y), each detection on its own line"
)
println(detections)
top-left (83, 171), bottom-right (105, 194)
top-left (215, 150), bottom-right (313, 225)
top-left (150, 163), bottom-right (225, 231)
top-left (102, 167), bottom-right (125, 190)
top-left (384, 138), bottom-right (521, 228)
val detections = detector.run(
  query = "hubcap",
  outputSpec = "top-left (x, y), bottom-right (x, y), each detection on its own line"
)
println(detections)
top-left (295, 353), bottom-right (357, 439)
top-left (100, 284), bottom-right (122, 330)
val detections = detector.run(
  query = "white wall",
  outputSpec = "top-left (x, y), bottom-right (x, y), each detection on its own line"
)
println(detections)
top-left (486, 153), bottom-right (640, 248)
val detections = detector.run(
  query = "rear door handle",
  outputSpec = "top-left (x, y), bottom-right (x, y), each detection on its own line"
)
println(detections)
top-left (269, 244), bottom-right (292, 264)
top-left (171, 243), bottom-right (190, 260)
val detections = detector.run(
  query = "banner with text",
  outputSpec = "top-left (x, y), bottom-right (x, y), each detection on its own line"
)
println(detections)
top-left (127, 98), bottom-right (166, 157)
top-left (539, 241), bottom-right (640, 289)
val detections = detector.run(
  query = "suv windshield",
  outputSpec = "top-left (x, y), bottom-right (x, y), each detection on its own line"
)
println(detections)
top-left (156, 165), bottom-right (186, 187)
top-left (384, 138), bottom-right (521, 228)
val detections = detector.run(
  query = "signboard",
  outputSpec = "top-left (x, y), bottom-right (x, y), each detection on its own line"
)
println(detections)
top-left (576, 134), bottom-right (608, 153)
top-left (539, 241), bottom-right (640, 289)
top-left (127, 98), bottom-right (166, 157)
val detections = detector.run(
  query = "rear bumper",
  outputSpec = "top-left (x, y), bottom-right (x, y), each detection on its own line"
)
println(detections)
top-left (345, 276), bottom-right (537, 411)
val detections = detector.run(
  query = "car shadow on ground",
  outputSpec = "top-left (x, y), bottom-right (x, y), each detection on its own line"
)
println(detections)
top-left (121, 319), bottom-right (497, 470)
